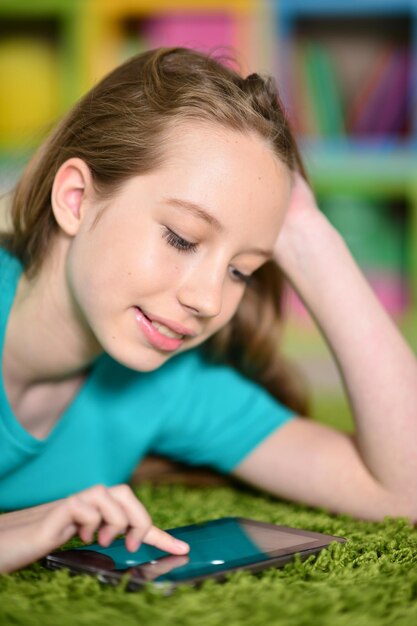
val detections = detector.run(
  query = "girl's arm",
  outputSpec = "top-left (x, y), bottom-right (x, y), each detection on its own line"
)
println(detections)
top-left (233, 176), bottom-right (417, 521)
top-left (0, 484), bottom-right (189, 573)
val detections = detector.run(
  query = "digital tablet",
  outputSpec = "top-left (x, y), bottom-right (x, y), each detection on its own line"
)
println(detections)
top-left (44, 516), bottom-right (346, 592)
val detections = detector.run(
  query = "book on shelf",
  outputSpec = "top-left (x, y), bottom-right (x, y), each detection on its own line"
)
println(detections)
top-left (113, 13), bottom-right (236, 68)
top-left (292, 40), bottom-right (411, 141)
top-left (349, 46), bottom-right (410, 138)
top-left (374, 47), bottom-right (410, 136)
top-left (143, 12), bottom-right (235, 53)
top-left (302, 41), bottom-right (345, 137)
top-left (290, 41), bottom-right (320, 136)
top-left (347, 45), bottom-right (394, 135)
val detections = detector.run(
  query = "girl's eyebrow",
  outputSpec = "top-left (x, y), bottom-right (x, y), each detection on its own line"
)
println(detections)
top-left (162, 197), bottom-right (223, 232)
top-left (161, 196), bottom-right (273, 259)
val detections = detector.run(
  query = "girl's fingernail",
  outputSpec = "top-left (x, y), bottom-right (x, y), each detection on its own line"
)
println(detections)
top-left (174, 539), bottom-right (189, 551)
top-left (125, 534), bottom-right (140, 552)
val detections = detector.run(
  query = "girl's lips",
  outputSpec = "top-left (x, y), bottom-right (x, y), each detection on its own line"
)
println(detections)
top-left (140, 308), bottom-right (197, 338)
top-left (133, 307), bottom-right (185, 352)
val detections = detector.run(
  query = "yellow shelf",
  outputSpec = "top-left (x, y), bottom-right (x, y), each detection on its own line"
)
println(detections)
top-left (90, 0), bottom-right (254, 15)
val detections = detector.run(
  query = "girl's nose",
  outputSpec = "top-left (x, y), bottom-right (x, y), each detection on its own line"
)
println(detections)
top-left (177, 265), bottom-right (224, 318)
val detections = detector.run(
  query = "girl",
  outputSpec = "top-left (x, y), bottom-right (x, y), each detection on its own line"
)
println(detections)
top-left (1, 48), bottom-right (416, 574)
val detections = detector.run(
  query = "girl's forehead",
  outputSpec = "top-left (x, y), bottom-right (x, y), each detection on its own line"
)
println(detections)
top-left (157, 122), bottom-right (290, 204)
top-left (163, 120), bottom-right (276, 163)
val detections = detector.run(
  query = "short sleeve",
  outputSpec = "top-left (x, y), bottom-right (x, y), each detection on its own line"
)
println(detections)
top-left (150, 350), bottom-right (294, 473)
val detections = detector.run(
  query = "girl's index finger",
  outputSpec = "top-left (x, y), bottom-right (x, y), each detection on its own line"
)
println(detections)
top-left (107, 485), bottom-right (189, 554)
top-left (137, 525), bottom-right (190, 555)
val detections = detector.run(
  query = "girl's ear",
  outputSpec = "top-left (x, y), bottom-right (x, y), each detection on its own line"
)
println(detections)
top-left (51, 158), bottom-right (93, 236)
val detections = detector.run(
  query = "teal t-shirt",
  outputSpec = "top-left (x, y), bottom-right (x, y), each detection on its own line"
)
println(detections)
top-left (0, 247), bottom-right (294, 511)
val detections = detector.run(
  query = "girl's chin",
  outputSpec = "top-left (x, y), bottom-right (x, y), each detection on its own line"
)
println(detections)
top-left (100, 325), bottom-right (203, 372)
top-left (104, 342), bottom-right (176, 373)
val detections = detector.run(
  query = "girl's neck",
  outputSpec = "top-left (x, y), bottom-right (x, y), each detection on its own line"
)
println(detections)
top-left (3, 240), bottom-right (102, 393)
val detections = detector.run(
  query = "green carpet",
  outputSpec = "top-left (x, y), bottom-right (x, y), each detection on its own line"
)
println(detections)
top-left (1, 482), bottom-right (416, 626)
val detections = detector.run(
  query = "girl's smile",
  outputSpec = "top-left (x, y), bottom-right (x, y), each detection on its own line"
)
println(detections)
top-left (133, 305), bottom-right (197, 352)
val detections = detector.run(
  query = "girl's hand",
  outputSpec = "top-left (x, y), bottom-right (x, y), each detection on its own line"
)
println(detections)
top-left (282, 172), bottom-right (318, 222)
top-left (0, 484), bottom-right (189, 574)
top-left (273, 173), bottom-right (343, 298)
top-left (274, 173), bottom-right (331, 269)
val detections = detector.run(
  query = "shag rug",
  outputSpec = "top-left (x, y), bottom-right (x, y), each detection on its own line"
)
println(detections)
top-left (1, 480), bottom-right (416, 626)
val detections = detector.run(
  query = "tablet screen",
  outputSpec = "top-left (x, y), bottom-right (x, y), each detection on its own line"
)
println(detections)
top-left (74, 517), bottom-right (334, 583)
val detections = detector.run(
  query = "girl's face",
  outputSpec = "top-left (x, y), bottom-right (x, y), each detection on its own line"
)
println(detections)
top-left (65, 124), bottom-right (291, 371)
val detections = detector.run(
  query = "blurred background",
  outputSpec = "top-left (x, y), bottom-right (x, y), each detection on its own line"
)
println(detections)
top-left (1, 0), bottom-right (417, 430)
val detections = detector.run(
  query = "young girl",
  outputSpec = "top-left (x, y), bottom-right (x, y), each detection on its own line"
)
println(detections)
top-left (1, 48), bottom-right (416, 574)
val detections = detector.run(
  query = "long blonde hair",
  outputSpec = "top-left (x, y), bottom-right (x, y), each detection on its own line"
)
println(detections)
top-left (1, 47), bottom-right (308, 414)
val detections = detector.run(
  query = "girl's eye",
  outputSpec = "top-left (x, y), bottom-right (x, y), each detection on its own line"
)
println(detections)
top-left (230, 267), bottom-right (252, 286)
top-left (163, 228), bottom-right (198, 253)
